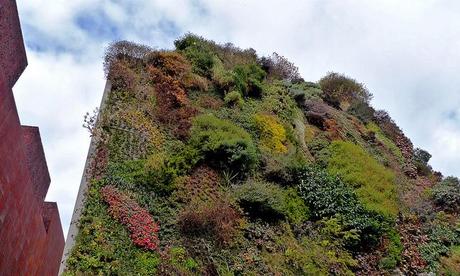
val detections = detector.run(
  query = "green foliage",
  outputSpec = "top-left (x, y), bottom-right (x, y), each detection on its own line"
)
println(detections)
top-left (379, 229), bottom-right (403, 270)
top-left (319, 72), bottom-right (372, 109)
top-left (232, 63), bottom-right (266, 97)
top-left (367, 122), bottom-right (404, 163)
top-left (135, 252), bottom-right (161, 275)
top-left (188, 114), bottom-right (258, 175)
top-left (263, 223), bottom-right (357, 275)
top-left (414, 147), bottom-right (432, 164)
top-left (66, 180), bottom-right (159, 275)
top-left (296, 166), bottom-right (385, 247)
top-left (72, 35), bottom-right (460, 275)
top-left (414, 147), bottom-right (433, 176)
top-left (419, 216), bottom-right (460, 271)
top-left (431, 177), bottom-right (460, 212)
top-left (174, 33), bottom-right (215, 77)
top-left (259, 81), bottom-right (299, 123)
top-left (169, 247), bottom-right (199, 271)
top-left (106, 157), bottom-right (175, 196)
top-left (235, 181), bottom-right (309, 224)
top-left (439, 245), bottom-right (460, 276)
top-left (327, 141), bottom-right (398, 219)
top-left (287, 81), bottom-right (323, 102)
top-left (224, 90), bottom-right (244, 107)
top-left (348, 100), bottom-right (375, 123)
top-left (283, 188), bottom-right (310, 225)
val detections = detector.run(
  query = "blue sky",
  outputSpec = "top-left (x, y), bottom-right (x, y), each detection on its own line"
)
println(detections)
top-left (13, 0), bottom-right (460, 237)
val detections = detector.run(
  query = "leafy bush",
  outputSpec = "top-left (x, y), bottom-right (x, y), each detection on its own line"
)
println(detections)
top-left (177, 165), bottom-right (221, 204)
top-left (254, 113), bottom-right (288, 153)
top-left (178, 199), bottom-right (240, 245)
top-left (261, 149), bottom-right (308, 186)
top-left (235, 181), bottom-right (309, 224)
top-left (348, 100), bottom-right (375, 123)
top-left (327, 141), bottom-right (398, 219)
top-left (174, 33), bottom-right (215, 77)
top-left (135, 252), bottom-right (161, 275)
top-left (379, 229), bottom-right (403, 270)
top-left (319, 72), bottom-right (372, 109)
top-left (439, 245), bottom-right (460, 276)
top-left (147, 52), bottom-right (198, 139)
top-left (107, 59), bottom-right (137, 91)
top-left (104, 40), bottom-right (152, 77)
top-left (287, 81), bottom-right (323, 103)
top-left (232, 63), bottom-right (266, 97)
top-left (259, 52), bottom-right (302, 82)
top-left (432, 177), bottom-right (460, 212)
top-left (296, 166), bottom-right (385, 247)
top-left (106, 158), bottom-right (174, 196)
top-left (101, 185), bottom-right (160, 250)
top-left (188, 114), bottom-right (258, 175)
top-left (264, 223), bottom-right (357, 275)
top-left (419, 222), bottom-right (460, 271)
top-left (367, 122), bottom-right (404, 163)
top-left (224, 90), bottom-right (244, 107)
top-left (65, 179), bottom-right (167, 275)
top-left (144, 51), bottom-right (191, 78)
top-left (157, 246), bottom-right (199, 274)
top-left (414, 147), bottom-right (433, 176)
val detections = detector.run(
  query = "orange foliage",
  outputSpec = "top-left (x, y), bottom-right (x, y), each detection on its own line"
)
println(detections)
top-left (182, 166), bottom-right (221, 203)
top-left (108, 59), bottom-right (137, 91)
top-left (147, 54), bottom-right (199, 139)
top-left (178, 199), bottom-right (240, 246)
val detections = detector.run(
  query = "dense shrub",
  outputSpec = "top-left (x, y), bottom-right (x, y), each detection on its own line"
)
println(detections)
top-left (174, 33), bottom-right (215, 77)
top-left (264, 222), bottom-right (357, 275)
top-left (296, 166), bottom-right (385, 247)
top-left (107, 59), bottom-right (137, 91)
top-left (178, 165), bottom-right (221, 204)
top-left (379, 229), bottom-right (403, 270)
top-left (145, 51), bottom-right (191, 78)
top-left (431, 177), bottom-right (460, 212)
top-left (367, 122), bottom-right (404, 163)
top-left (101, 185), bottom-right (160, 250)
top-left (178, 199), bottom-right (240, 245)
top-left (319, 72), bottom-right (372, 110)
top-left (419, 217), bottom-right (460, 271)
top-left (235, 181), bottom-right (309, 224)
top-left (212, 57), bottom-right (234, 92)
top-left (104, 40), bottom-right (152, 76)
top-left (157, 246), bottom-right (199, 274)
top-left (232, 63), bottom-right (266, 97)
top-left (107, 158), bottom-right (174, 196)
top-left (327, 141), bottom-right (398, 219)
top-left (414, 147), bottom-right (433, 176)
top-left (287, 81), bottom-right (323, 103)
top-left (188, 114), bottom-right (258, 175)
top-left (261, 150), bottom-right (308, 186)
top-left (439, 246), bottom-right (460, 275)
top-left (259, 52), bottom-right (302, 82)
top-left (147, 53), bottom-right (199, 139)
top-left (254, 113), bottom-right (288, 153)
top-left (348, 100), bottom-right (375, 123)
top-left (224, 90), bottom-right (244, 107)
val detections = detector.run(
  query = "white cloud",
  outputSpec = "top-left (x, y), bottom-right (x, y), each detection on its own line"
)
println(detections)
top-left (14, 0), bottom-right (460, 236)
top-left (14, 51), bottom-right (105, 236)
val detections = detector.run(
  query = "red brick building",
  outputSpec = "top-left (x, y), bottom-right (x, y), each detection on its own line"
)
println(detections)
top-left (0, 0), bottom-right (65, 275)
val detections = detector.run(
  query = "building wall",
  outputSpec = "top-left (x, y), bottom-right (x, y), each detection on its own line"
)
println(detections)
top-left (0, 0), bottom-right (65, 275)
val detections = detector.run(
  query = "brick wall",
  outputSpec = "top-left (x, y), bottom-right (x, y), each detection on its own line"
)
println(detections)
top-left (0, 0), bottom-right (65, 275)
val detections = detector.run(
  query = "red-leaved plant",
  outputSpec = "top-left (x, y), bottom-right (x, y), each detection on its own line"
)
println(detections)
top-left (101, 185), bottom-right (160, 250)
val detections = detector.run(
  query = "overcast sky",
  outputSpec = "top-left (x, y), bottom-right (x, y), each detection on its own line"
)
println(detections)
top-left (14, 0), bottom-right (460, 237)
